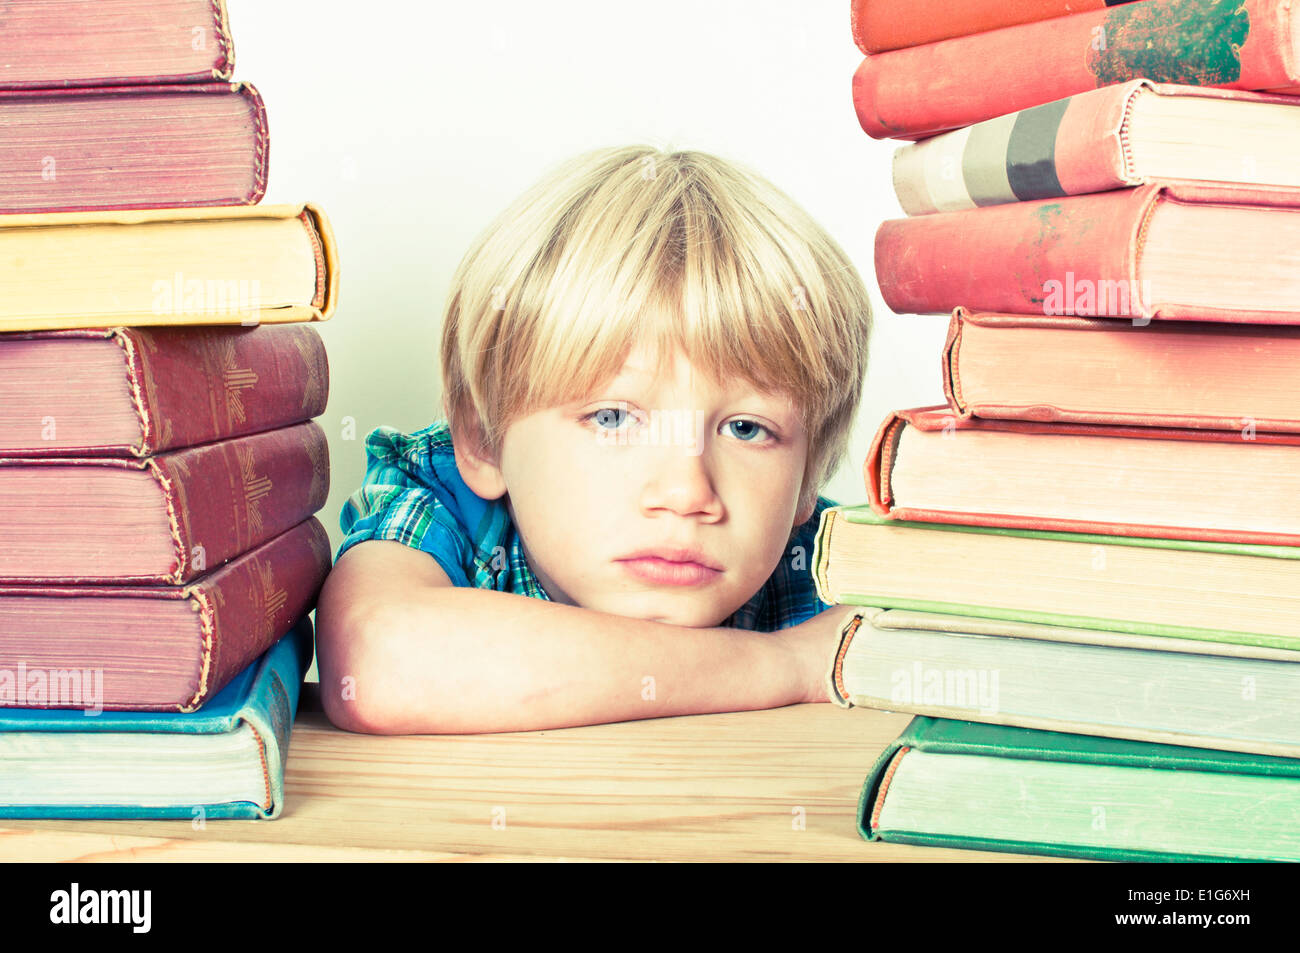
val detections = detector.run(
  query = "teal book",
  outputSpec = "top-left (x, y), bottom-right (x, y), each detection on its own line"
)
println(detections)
top-left (862, 717), bottom-right (1300, 862)
top-left (0, 616), bottom-right (313, 820)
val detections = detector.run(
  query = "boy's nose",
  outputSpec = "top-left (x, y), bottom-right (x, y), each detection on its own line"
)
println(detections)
top-left (638, 445), bottom-right (723, 520)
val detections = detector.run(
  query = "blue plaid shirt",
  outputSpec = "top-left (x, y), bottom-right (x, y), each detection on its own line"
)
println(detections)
top-left (337, 421), bottom-right (835, 632)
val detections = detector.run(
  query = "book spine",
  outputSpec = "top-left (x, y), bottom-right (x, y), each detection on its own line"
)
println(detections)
top-left (0, 82), bottom-right (266, 214)
top-left (941, 310), bottom-right (972, 417)
top-left (853, 0), bottom-right (1298, 140)
top-left (186, 519), bottom-right (330, 713)
top-left (233, 617), bottom-right (313, 818)
top-left (825, 610), bottom-right (872, 709)
top-left (153, 421), bottom-right (330, 584)
top-left (864, 412), bottom-right (907, 516)
top-left (892, 83), bottom-right (1138, 215)
top-left (852, 0), bottom-right (1130, 54)
top-left (858, 720), bottom-right (923, 841)
top-left (875, 188), bottom-right (1148, 317)
top-left (811, 506), bottom-right (841, 607)
top-left (124, 324), bottom-right (328, 457)
top-left (0, 0), bottom-right (233, 90)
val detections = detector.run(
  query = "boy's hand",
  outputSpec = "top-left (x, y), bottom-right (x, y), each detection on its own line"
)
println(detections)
top-left (778, 606), bottom-right (858, 705)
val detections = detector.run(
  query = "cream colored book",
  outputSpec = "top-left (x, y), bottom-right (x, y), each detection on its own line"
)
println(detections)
top-left (0, 203), bottom-right (337, 332)
top-left (812, 505), bottom-right (1300, 651)
top-left (827, 606), bottom-right (1300, 757)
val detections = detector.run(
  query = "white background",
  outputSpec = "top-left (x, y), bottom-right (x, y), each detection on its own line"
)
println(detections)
top-left (225, 0), bottom-right (948, 554)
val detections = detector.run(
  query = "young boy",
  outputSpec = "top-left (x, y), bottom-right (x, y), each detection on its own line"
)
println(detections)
top-left (317, 145), bottom-right (873, 734)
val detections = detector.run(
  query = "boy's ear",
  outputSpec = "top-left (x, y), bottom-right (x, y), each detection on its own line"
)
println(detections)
top-left (450, 419), bottom-right (508, 501)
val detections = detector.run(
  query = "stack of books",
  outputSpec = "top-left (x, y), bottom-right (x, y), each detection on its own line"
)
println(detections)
top-left (0, 0), bottom-right (337, 820)
top-left (826, 0), bottom-right (1300, 860)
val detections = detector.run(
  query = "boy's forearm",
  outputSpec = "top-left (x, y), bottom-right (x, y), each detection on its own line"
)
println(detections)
top-left (320, 582), bottom-right (808, 734)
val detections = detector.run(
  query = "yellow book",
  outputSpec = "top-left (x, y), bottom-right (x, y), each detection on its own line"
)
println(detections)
top-left (0, 203), bottom-right (337, 331)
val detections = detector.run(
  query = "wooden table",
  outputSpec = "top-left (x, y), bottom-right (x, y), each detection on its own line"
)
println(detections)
top-left (0, 696), bottom-right (1067, 862)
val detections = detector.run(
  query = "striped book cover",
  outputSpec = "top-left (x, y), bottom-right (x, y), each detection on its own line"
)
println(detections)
top-left (893, 81), bottom-right (1300, 214)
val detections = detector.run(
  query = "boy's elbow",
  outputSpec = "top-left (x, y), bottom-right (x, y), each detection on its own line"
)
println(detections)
top-left (315, 556), bottom-right (442, 734)
top-left (316, 596), bottom-right (409, 734)
top-left (315, 567), bottom-right (484, 735)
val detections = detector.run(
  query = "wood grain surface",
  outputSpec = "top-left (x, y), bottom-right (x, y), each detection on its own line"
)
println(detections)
top-left (0, 702), bottom-right (1076, 862)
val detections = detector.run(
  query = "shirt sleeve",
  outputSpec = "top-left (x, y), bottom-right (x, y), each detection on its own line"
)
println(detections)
top-left (335, 427), bottom-right (475, 587)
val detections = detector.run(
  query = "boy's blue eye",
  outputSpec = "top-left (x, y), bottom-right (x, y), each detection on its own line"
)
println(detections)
top-left (726, 419), bottom-right (769, 442)
top-left (592, 407), bottom-right (630, 430)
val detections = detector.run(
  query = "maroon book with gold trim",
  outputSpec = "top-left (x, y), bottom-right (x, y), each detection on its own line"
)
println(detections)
top-left (0, 324), bottom-right (328, 458)
top-left (0, 517), bottom-right (330, 713)
top-left (0, 421), bottom-right (329, 584)
top-left (0, 82), bottom-right (267, 214)
top-left (0, 0), bottom-right (235, 90)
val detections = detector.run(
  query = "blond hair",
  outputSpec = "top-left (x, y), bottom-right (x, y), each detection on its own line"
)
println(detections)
top-left (440, 145), bottom-right (872, 518)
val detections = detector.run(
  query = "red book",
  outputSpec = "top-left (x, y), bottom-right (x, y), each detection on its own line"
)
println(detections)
top-left (875, 183), bottom-right (1300, 323)
top-left (851, 0), bottom-right (1143, 54)
top-left (854, 0), bottom-right (1300, 140)
top-left (0, 0), bottom-right (234, 89)
top-left (0, 422), bottom-right (330, 585)
top-left (944, 309), bottom-right (1300, 432)
top-left (0, 324), bottom-right (328, 457)
top-left (867, 406), bottom-right (1300, 546)
top-left (0, 83), bottom-right (267, 214)
top-left (0, 518), bottom-right (330, 713)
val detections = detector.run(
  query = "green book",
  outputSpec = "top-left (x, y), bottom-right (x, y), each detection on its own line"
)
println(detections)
top-left (863, 717), bottom-right (1300, 862)
top-left (812, 504), bottom-right (1300, 651)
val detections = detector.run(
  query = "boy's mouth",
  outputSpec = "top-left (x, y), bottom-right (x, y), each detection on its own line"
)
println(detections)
top-left (616, 546), bottom-right (724, 586)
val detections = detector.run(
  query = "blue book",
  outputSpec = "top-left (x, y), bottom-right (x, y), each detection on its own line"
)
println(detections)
top-left (0, 616), bottom-right (313, 820)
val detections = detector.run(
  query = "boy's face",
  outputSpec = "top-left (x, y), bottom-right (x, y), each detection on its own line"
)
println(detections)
top-left (458, 344), bottom-right (813, 628)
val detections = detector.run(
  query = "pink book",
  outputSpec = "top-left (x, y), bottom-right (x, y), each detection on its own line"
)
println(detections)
top-left (0, 83), bottom-right (266, 213)
top-left (868, 405), bottom-right (1300, 547)
top-left (0, 422), bottom-right (330, 585)
top-left (0, 518), bottom-right (330, 712)
top-left (0, 325), bottom-right (328, 458)
top-left (944, 309), bottom-right (1300, 432)
top-left (876, 183), bottom-right (1300, 324)
top-left (853, 0), bottom-right (1300, 140)
top-left (0, 0), bottom-right (235, 89)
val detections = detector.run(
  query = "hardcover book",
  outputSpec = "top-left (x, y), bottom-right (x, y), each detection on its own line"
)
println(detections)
top-left (943, 309), bottom-right (1300, 432)
top-left (866, 405), bottom-right (1300, 546)
top-left (0, 616), bottom-right (313, 820)
top-left (861, 717), bottom-right (1300, 861)
top-left (853, 0), bottom-right (1300, 140)
top-left (0, 0), bottom-right (234, 89)
top-left (0, 324), bottom-right (329, 457)
top-left (0, 421), bottom-right (330, 584)
top-left (851, 0), bottom-right (1142, 54)
top-left (876, 183), bottom-right (1300, 323)
top-left (0, 517), bottom-right (330, 712)
top-left (828, 607), bottom-right (1300, 756)
top-left (892, 81), bottom-right (1300, 214)
top-left (0, 203), bottom-right (337, 332)
top-left (0, 82), bottom-right (267, 213)
top-left (812, 505), bottom-right (1300, 651)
